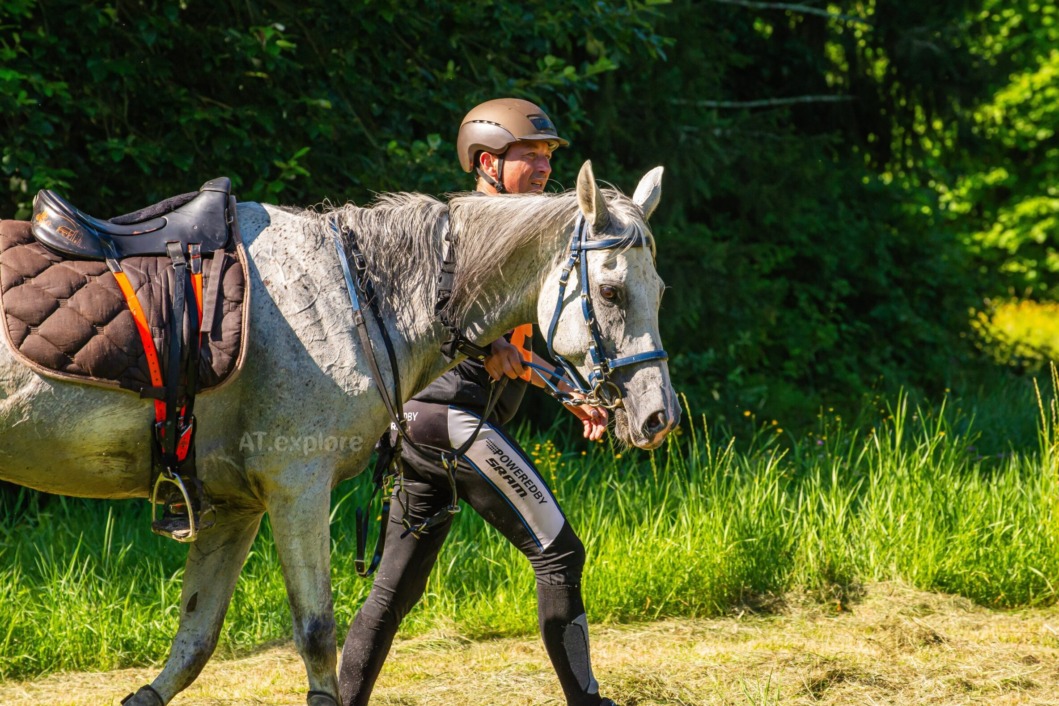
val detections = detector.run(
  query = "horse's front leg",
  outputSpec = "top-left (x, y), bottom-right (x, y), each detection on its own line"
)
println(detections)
top-left (269, 477), bottom-right (340, 705)
top-left (122, 508), bottom-right (263, 705)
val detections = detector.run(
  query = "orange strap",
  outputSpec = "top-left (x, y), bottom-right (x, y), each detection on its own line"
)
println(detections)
top-left (509, 324), bottom-right (533, 382)
top-left (113, 249), bottom-right (203, 463)
top-left (112, 270), bottom-right (166, 421)
top-left (189, 244), bottom-right (204, 328)
top-left (192, 272), bottom-right (203, 328)
top-left (175, 418), bottom-right (194, 461)
top-left (179, 262), bottom-right (204, 461)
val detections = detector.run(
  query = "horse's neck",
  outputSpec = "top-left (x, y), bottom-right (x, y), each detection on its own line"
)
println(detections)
top-left (353, 234), bottom-right (446, 402)
top-left (348, 202), bottom-right (566, 401)
top-left (425, 212), bottom-right (569, 365)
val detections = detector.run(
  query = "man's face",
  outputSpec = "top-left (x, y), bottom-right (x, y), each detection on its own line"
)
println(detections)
top-left (479, 140), bottom-right (555, 195)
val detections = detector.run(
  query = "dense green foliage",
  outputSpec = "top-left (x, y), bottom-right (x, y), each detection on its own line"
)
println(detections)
top-left (2, 379), bottom-right (1057, 679)
top-left (3, 1), bottom-right (1054, 422)
top-left (942, 1), bottom-right (1059, 297)
top-left (0, 0), bottom-right (664, 207)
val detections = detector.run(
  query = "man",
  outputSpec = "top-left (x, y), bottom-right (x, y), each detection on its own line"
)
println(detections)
top-left (338, 98), bottom-right (618, 706)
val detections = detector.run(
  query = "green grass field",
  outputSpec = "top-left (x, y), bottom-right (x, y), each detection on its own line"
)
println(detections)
top-left (2, 374), bottom-right (1057, 681)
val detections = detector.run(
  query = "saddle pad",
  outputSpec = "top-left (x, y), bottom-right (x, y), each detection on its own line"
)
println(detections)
top-left (0, 219), bottom-right (249, 394)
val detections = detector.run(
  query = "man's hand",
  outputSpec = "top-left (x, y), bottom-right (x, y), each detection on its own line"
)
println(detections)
top-left (565, 400), bottom-right (608, 441)
top-left (483, 337), bottom-right (527, 381)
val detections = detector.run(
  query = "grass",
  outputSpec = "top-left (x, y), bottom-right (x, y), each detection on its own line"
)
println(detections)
top-left (2, 372), bottom-right (1058, 680)
top-left (4, 582), bottom-right (1059, 705)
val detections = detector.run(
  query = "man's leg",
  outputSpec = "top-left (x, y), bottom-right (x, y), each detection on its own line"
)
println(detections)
top-left (447, 409), bottom-right (604, 706)
top-left (338, 456), bottom-right (453, 706)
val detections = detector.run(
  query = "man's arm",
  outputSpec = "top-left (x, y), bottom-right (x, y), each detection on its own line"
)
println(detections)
top-left (526, 351), bottom-right (608, 442)
top-left (483, 338), bottom-right (608, 442)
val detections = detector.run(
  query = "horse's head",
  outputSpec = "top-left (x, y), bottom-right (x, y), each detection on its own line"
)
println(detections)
top-left (538, 161), bottom-right (679, 450)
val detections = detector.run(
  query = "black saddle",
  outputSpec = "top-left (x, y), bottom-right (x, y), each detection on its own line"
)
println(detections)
top-left (31, 177), bottom-right (233, 261)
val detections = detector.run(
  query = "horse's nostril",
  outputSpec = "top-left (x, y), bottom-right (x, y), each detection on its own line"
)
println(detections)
top-left (642, 410), bottom-right (667, 437)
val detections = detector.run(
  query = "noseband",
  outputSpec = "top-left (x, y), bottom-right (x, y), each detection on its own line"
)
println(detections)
top-left (544, 213), bottom-right (668, 410)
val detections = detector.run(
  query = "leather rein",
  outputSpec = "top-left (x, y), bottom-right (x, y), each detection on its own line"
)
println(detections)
top-left (331, 208), bottom-right (667, 575)
top-left (330, 216), bottom-right (504, 577)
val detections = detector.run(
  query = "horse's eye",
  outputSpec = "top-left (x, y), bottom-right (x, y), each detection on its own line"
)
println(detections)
top-left (598, 285), bottom-right (621, 304)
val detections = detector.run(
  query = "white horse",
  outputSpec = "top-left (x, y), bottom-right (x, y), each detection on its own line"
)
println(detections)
top-left (0, 162), bottom-right (678, 704)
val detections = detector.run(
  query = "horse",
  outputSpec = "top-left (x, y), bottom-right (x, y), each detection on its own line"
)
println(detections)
top-left (0, 161), bottom-right (679, 705)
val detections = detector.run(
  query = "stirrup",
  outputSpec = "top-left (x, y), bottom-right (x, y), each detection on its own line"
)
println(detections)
top-left (150, 471), bottom-right (215, 543)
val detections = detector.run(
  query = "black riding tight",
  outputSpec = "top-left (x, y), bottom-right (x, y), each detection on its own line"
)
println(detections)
top-left (338, 401), bottom-right (603, 706)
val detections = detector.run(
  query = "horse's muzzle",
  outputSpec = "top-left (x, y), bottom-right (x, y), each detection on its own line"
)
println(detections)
top-left (639, 406), bottom-right (678, 448)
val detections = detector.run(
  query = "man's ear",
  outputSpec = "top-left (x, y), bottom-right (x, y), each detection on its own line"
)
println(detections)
top-left (478, 151), bottom-right (499, 178)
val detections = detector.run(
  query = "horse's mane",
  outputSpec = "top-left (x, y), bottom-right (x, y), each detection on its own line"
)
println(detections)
top-left (446, 191), bottom-right (578, 318)
top-left (310, 193), bottom-right (447, 317)
top-left (446, 189), bottom-right (651, 320)
top-left (315, 188), bottom-right (650, 321)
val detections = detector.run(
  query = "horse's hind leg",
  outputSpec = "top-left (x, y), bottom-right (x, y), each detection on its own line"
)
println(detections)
top-left (123, 510), bottom-right (263, 705)
top-left (268, 482), bottom-right (340, 705)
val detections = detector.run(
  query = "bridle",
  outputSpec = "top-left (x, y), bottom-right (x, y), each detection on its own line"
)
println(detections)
top-left (543, 212), bottom-right (669, 410)
top-left (331, 205), bottom-right (668, 577)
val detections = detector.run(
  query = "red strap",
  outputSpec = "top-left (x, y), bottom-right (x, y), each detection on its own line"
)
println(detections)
top-left (175, 420), bottom-right (194, 461)
top-left (112, 247), bottom-right (203, 462)
top-left (112, 270), bottom-right (167, 422)
top-left (509, 324), bottom-right (533, 382)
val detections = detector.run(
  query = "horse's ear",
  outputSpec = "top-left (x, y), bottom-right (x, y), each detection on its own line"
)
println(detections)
top-left (577, 160), bottom-right (611, 232)
top-left (632, 166), bottom-right (664, 221)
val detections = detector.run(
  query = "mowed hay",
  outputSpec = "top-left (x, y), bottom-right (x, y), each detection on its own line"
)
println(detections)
top-left (2, 582), bottom-right (1058, 705)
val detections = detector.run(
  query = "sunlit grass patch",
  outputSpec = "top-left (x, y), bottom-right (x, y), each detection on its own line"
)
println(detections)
top-left (2, 375), bottom-right (1059, 679)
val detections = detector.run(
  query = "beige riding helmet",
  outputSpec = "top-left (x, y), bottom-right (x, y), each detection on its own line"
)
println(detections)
top-left (456, 98), bottom-right (570, 173)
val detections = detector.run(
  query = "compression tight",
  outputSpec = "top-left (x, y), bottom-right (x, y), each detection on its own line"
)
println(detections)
top-left (338, 401), bottom-right (603, 706)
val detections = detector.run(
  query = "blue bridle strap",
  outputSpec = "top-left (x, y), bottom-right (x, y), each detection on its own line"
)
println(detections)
top-left (544, 213), bottom-right (668, 408)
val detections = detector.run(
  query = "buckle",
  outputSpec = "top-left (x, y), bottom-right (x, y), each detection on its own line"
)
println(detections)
top-left (400, 503), bottom-right (459, 540)
top-left (351, 250), bottom-right (368, 272)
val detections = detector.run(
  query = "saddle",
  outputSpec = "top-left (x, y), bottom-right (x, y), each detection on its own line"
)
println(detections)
top-left (0, 178), bottom-right (251, 542)
top-left (32, 177), bottom-right (232, 260)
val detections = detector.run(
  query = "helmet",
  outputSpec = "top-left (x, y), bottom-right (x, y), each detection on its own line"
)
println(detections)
top-left (456, 98), bottom-right (570, 173)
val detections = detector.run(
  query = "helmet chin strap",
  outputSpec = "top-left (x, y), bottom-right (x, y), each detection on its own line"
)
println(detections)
top-left (476, 153), bottom-right (507, 194)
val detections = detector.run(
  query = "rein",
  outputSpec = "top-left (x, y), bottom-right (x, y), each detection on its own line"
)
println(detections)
top-left (331, 205), bottom-right (667, 575)
top-left (330, 217), bottom-right (504, 577)
top-left (434, 215), bottom-right (492, 360)
top-left (544, 213), bottom-right (669, 409)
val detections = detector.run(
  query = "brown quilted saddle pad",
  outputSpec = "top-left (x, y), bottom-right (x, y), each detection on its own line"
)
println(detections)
top-left (0, 219), bottom-right (249, 393)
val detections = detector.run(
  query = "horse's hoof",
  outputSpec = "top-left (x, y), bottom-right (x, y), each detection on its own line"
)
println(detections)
top-left (306, 691), bottom-right (338, 706)
top-left (121, 685), bottom-right (164, 706)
